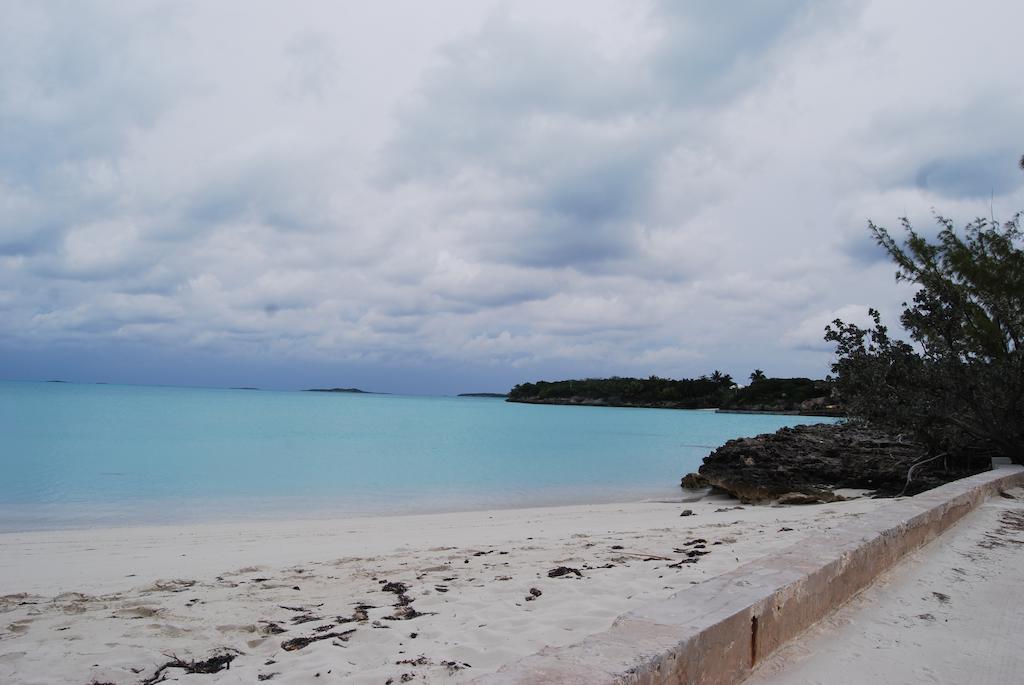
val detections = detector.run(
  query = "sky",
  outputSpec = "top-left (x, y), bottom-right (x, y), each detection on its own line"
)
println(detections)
top-left (1, 0), bottom-right (1022, 394)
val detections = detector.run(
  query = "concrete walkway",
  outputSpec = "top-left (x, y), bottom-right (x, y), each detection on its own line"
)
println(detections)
top-left (744, 487), bottom-right (1024, 685)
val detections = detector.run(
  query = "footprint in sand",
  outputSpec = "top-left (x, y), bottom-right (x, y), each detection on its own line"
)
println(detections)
top-left (53, 593), bottom-right (94, 615)
top-left (0, 594), bottom-right (41, 611)
top-left (216, 623), bottom-right (260, 635)
top-left (7, 619), bottom-right (32, 633)
top-left (114, 604), bottom-right (163, 619)
top-left (150, 623), bottom-right (190, 638)
top-left (142, 579), bottom-right (197, 593)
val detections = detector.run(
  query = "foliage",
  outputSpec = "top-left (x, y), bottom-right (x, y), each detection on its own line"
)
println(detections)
top-left (729, 376), bottom-right (831, 411)
top-left (508, 374), bottom-right (735, 408)
top-left (826, 214), bottom-right (1024, 463)
top-left (508, 373), bottom-right (834, 412)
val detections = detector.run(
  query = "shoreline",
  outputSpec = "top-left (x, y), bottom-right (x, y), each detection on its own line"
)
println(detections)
top-left (0, 493), bottom-right (735, 594)
top-left (506, 398), bottom-right (844, 417)
top-left (0, 494), bottom-right (886, 683)
top-left (0, 484), bottom-right (688, 536)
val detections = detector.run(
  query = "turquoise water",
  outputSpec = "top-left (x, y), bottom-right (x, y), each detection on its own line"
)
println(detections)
top-left (0, 381), bottom-right (837, 531)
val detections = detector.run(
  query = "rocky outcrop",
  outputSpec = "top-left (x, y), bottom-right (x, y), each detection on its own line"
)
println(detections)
top-left (687, 423), bottom-right (988, 503)
top-left (680, 472), bottom-right (709, 489)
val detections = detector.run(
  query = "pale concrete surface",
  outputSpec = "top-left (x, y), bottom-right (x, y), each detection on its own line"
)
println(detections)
top-left (745, 487), bottom-right (1024, 685)
top-left (476, 467), bottom-right (1024, 684)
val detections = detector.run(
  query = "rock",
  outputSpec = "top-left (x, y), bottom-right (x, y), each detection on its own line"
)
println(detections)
top-left (776, 492), bottom-right (826, 505)
top-left (679, 509), bottom-right (694, 517)
top-left (799, 396), bottom-right (827, 412)
top-left (694, 423), bottom-right (983, 503)
top-left (680, 472), bottom-right (708, 489)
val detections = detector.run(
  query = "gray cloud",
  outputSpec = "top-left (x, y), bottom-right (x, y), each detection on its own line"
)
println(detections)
top-left (282, 31), bottom-right (343, 102)
top-left (1, 0), bottom-right (1023, 393)
top-left (650, 0), bottom-right (829, 104)
top-left (914, 149), bottom-right (1024, 199)
top-left (376, 0), bottom-right (860, 283)
top-left (0, 2), bottom-right (178, 177)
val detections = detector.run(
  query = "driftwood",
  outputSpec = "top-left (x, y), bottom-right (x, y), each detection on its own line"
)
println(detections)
top-left (141, 651), bottom-right (240, 684)
top-left (280, 628), bottom-right (356, 651)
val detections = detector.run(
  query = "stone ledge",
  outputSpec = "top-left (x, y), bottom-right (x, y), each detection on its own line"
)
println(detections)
top-left (475, 465), bottom-right (1024, 685)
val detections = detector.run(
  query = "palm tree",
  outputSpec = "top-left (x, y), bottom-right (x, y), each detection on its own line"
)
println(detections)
top-left (710, 370), bottom-right (734, 386)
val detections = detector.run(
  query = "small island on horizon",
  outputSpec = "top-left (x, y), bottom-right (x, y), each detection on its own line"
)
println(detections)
top-left (305, 387), bottom-right (374, 394)
top-left (457, 392), bottom-right (509, 398)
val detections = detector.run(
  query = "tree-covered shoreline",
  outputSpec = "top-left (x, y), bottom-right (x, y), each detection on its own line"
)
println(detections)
top-left (687, 204), bottom-right (1023, 502)
top-left (507, 374), bottom-right (841, 416)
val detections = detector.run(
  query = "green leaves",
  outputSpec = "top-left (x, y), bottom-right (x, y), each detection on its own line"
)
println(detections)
top-left (829, 213), bottom-right (1024, 462)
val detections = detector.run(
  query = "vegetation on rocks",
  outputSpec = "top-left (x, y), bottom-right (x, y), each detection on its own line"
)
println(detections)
top-left (690, 179), bottom-right (1023, 499)
top-left (826, 213), bottom-right (1023, 467)
top-left (694, 423), bottom-right (956, 503)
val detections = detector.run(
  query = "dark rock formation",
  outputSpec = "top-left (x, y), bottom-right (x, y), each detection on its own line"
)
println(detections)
top-left (695, 423), bottom-right (989, 503)
top-left (680, 472), bottom-right (709, 489)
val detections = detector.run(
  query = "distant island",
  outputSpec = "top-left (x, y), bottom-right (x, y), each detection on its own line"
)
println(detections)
top-left (305, 387), bottom-right (372, 394)
top-left (457, 392), bottom-right (509, 398)
top-left (506, 374), bottom-right (843, 416)
top-left (231, 387), bottom-right (260, 391)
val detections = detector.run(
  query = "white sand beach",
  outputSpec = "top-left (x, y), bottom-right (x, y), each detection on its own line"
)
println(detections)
top-left (0, 494), bottom-right (887, 684)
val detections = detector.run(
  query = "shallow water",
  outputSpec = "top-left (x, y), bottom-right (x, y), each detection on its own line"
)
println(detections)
top-left (0, 381), bottom-right (837, 531)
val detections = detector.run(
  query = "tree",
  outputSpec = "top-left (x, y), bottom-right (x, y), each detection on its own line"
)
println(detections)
top-left (826, 213), bottom-right (1024, 464)
top-left (749, 369), bottom-right (767, 383)
top-left (709, 370), bottom-right (734, 387)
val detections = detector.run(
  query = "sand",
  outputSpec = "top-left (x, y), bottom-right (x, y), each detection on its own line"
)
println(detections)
top-left (745, 486), bottom-right (1024, 685)
top-left (0, 493), bottom-right (887, 684)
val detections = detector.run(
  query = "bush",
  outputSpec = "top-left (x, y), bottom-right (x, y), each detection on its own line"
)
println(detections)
top-left (826, 213), bottom-right (1024, 464)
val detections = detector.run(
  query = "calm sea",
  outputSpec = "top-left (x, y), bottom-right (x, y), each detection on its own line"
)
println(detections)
top-left (0, 381), bottom-right (837, 531)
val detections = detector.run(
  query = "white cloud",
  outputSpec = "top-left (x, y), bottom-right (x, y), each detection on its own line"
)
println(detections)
top-left (1, 0), bottom-right (1022, 392)
top-left (783, 304), bottom-right (877, 352)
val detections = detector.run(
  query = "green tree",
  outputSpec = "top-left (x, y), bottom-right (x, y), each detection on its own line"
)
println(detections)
top-left (709, 370), bottom-right (734, 386)
top-left (749, 369), bottom-right (767, 383)
top-left (826, 213), bottom-right (1024, 463)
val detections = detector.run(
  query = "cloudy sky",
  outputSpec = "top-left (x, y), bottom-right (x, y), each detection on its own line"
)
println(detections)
top-left (1, 0), bottom-right (1021, 394)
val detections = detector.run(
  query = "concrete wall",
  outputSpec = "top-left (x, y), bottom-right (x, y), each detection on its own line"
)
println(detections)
top-left (475, 465), bottom-right (1024, 685)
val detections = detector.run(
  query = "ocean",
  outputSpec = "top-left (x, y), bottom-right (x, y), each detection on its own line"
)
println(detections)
top-left (0, 381), bottom-right (837, 531)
